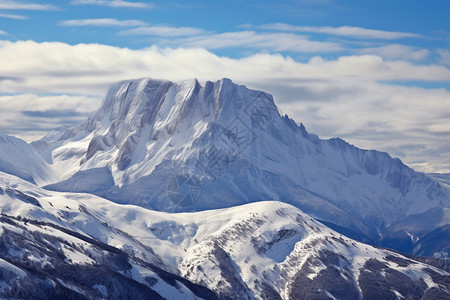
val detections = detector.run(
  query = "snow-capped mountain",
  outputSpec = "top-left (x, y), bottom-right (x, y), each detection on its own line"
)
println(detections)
top-left (1, 172), bottom-right (449, 299)
top-left (26, 77), bottom-right (449, 257)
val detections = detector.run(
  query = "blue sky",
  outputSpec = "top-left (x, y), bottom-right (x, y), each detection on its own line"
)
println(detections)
top-left (0, 0), bottom-right (450, 172)
top-left (2, 0), bottom-right (449, 60)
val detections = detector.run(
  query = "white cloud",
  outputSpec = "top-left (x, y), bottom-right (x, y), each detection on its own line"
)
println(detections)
top-left (0, 30), bottom-right (7, 35)
top-left (162, 31), bottom-right (343, 52)
top-left (438, 49), bottom-right (450, 66)
top-left (358, 44), bottom-right (429, 61)
top-left (0, 40), bottom-right (449, 172)
top-left (70, 0), bottom-right (153, 8)
top-left (61, 18), bottom-right (147, 27)
top-left (0, 93), bottom-right (100, 141)
top-left (119, 28), bottom-right (342, 52)
top-left (0, 13), bottom-right (27, 19)
top-left (301, 55), bottom-right (450, 81)
top-left (0, 40), bottom-right (449, 96)
top-left (253, 23), bottom-right (420, 40)
top-left (0, 0), bottom-right (56, 10)
top-left (119, 26), bottom-right (207, 37)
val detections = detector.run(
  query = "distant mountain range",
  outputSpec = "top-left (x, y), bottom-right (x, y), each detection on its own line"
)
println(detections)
top-left (0, 78), bottom-right (449, 298)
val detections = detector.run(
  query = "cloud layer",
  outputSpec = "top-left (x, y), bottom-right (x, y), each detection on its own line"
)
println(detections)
top-left (70, 0), bottom-right (153, 9)
top-left (358, 44), bottom-right (429, 61)
top-left (0, 0), bottom-right (56, 10)
top-left (1, 40), bottom-right (449, 95)
top-left (161, 31), bottom-right (343, 52)
top-left (0, 12), bottom-right (27, 19)
top-left (253, 23), bottom-right (420, 40)
top-left (61, 18), bottom-right (147, 27)
top-left (0, 93), bottom-right (99, 141)
top-left (116, 24), bottom-right (431, 57)
top-left (0, 40), bottom-right (449, 172)
top-left (119, 26), bottom-right (207, 37)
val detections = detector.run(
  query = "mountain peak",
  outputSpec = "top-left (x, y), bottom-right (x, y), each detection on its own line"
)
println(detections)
top-left (94, 77), bottom-right (253, 127)
top-left (77, 77), bottom-right (282, 172)
top-left (86, 76), bottom-right (279, 139)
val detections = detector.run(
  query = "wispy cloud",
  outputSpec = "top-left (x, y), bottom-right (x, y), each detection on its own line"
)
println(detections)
top-left (166, 31), bottom-right (342, 52)
top-left (359, 44), bottom-right (429, 61)
top-left (61, 18), bottom-right (147, 27)
top-left (0, 12), bottom-right (27, 19)
top-left (119, 26), bottom-right (342, 52)
top-left (438, 49), bottom-right (450, 66)
top-left (0, 30), bottom-right (7, 35)
top-left (119, 25), bottom-right (207, 37)
top-left (70, 0), bottom-right (153, 9)
top-left (0, 0), bottom-right (56, 10)
top-left (251, 23), bottom-right (420, 40)
top-left (123, 28), bottom-right (343, 52)
top-left (22, 109), bottom-right (86, 118)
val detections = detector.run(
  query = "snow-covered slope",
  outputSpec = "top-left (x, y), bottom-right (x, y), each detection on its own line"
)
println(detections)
top-left (0, 172), bottom-right (449, 299)
top-left (429, 173), bottom-right (450, 189)
top-left (0, 172), bottom-right (216, 299)
top-left (29, 77), bottom-right (449, 256)
top-left (0, 134), bottom-right (53, 185)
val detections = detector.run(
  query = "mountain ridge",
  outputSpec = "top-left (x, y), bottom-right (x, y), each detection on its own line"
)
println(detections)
top-left (0, 171), bottom-right (448, 299)
top-left (1, 77), bottom-right (448, 257)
